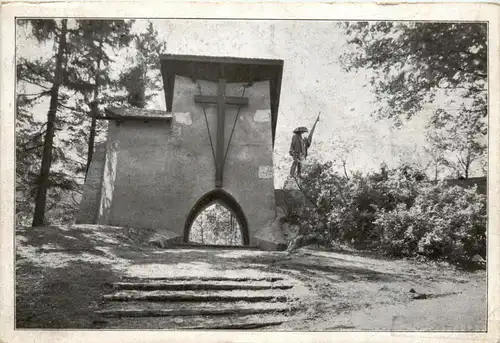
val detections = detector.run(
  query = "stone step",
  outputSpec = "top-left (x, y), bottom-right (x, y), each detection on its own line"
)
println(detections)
top-left (172, 243), bottom-right (261, 250)
top-left (184, 320), bottom-right (285, 330)
top-left (96, 305), bottom-right (295, 318)
top-left (103, 290), bottom-right (293, 303)
top-left (112, 281), bottom-right (294, 291)
top-left (121, 275), bottom-right (285, 282)
top-left (98, 300), bottom-right (294, 312)
top-left (96, 312), bottom-right (290, 330)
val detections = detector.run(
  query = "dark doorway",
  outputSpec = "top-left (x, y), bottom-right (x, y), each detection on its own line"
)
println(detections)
top-left (184, 189), bottom-right (250, 246)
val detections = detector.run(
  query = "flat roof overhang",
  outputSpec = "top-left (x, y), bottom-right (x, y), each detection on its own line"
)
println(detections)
top-left (99, 108), bottom-right (173, 122)
top-left (160, 54), bottom-right (284, 145)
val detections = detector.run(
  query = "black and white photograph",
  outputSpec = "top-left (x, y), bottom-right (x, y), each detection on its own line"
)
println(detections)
top-left (3, 3), bottom-right (497, 338)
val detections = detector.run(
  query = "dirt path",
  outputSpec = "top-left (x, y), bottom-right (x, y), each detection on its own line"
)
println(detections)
top-left (303, 274), bottom-right (486, 331)
top-left (269, 249), bottom-right (486, 331)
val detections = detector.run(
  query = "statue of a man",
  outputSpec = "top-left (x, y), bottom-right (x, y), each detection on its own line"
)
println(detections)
top-left (289, 114), bottom-right (320, 177)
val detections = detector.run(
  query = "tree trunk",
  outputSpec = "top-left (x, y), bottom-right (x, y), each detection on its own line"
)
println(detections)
top-left (85, 37), bottom-right (104, 176)
top-left (86, 115), bottom-right (97, 175)
top-left (464, 152), bottom-right (471, 180)
top-left (32, 20), bottom-right (68, 227)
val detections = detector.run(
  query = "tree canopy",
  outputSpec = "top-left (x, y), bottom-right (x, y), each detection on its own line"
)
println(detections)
top-left (341, 22), bottom-right (488, 179)
top-left (119, 22), bottom-right (166, 108)
top-left (341, 22), bottom-right (487, 125)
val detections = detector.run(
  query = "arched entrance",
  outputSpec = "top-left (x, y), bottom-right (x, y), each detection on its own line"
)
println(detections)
top-left (184, 189), bottom-right (250, 245)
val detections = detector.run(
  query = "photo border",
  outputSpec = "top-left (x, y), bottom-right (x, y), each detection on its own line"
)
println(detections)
top-left (1, 2), bottom-right (499, 343)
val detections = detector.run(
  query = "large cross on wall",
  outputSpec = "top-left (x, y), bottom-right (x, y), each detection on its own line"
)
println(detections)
top-left (194, 79), bottom-right (249, 188)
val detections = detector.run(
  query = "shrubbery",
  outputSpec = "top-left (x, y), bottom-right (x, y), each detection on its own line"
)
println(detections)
top-left (291, 161), bottom-right (487, 266)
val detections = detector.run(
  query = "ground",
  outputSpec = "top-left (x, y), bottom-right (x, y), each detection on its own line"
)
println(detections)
top-left (15, 224), bottom-right (486, 331)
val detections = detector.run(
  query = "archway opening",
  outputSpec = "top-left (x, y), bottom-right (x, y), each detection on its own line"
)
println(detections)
top-left (184, 189), bottom-right (249, 246)
top-left (189, 202), bottom-right (243, 245)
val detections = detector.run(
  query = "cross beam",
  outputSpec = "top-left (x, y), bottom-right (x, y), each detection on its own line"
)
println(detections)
top-left (194, 95), bottom-right (248, 106)
top-left (195, 79), bottom-right (249, 188)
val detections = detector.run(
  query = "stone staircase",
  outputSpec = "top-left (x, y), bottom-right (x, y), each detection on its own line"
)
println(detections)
top-left (95, 275), bottom-right (299, 330)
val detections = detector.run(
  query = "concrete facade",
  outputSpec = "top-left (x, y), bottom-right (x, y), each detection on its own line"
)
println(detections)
top-left (78, 75), bottom-right (286, 250)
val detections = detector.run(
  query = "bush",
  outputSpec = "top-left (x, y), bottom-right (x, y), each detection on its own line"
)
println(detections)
top-left (292, 161), bottom-right (487, 265)
top-left (374, 182), bottom-right (486, 264)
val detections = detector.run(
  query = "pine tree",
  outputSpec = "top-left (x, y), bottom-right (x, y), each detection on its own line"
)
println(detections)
top-left (120, 21), bottom-right (166, 108)
top-left (15, 88), bottom-right (46, 225)
top-left (16, 19), bottom-right (112, 226)
top-left (16, 19), bottom-right (71, 226)
top-left (72, 20), bottom-right (134, 174)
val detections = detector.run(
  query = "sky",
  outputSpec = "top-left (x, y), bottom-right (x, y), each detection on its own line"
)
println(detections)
top-left (16, 19), bottom-right (485, 188)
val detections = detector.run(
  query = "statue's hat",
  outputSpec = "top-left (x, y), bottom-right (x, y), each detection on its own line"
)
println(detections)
top-left (293, 126), bottom-right (308, 134)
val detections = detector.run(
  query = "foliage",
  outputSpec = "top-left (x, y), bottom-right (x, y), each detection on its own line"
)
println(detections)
top-left (330, 135), bottom-right (361, 179)
top-left (17, 19), bottom-right (76, 226)
top-left (293, 160), bottom-right (486, 266)
top-left (71, 19), bottom-right (134, 102)
top-left (341, 22), bottom-right (487, 125)
top-left (119, 21), bottom-right (166, 108)
top-left (120, 64), bottom-right (149, 108)
top-left (341, 21), bottom-right (487, 181)
top-left (423, 129), bottom-right (448, 181)
top-left (71, 20), bottom-right (134, 173)
top-left (16, 93), bottom-right (45, 225)
top-left (16, 91), bottom-right (85, 226)
top-left (16, 19), bottom-right (108, 226)
top-left (374, 182), bottom-right (486, 263)
top-left (425, 106), bottom-right (487, 179)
